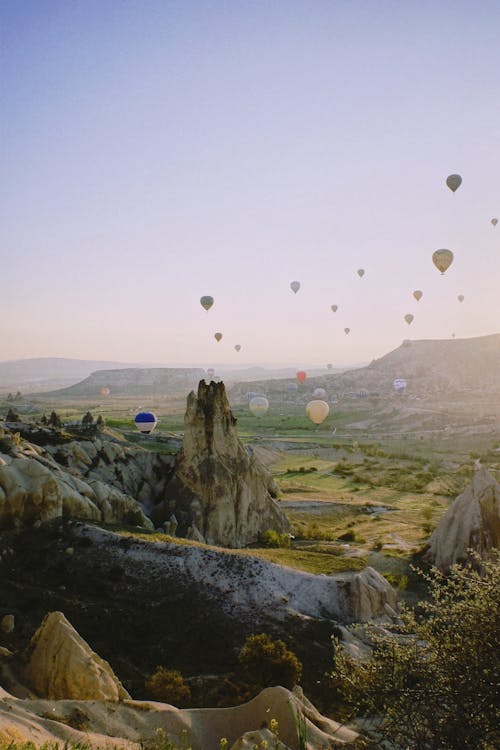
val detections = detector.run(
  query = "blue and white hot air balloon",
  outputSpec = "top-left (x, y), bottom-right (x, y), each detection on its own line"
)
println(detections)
top-left (134, 411), bottom-right (158, 434)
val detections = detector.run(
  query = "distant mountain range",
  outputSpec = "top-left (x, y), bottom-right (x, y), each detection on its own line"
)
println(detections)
top-left (0, 358), bottom-right (159, 393)
top-left (229, 334), bottom-right (500, 398)
top-left (2, 335), bottom-right (498, 399)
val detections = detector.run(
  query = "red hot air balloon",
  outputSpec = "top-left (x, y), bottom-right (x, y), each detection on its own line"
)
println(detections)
top-left (296, 371), bottom-right (307, 384)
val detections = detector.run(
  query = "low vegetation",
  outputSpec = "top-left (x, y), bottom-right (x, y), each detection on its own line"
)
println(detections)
top-left (332, 554), bottom-right (500, 749)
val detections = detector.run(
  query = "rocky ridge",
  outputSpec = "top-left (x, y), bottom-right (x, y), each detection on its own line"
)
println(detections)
top-left (427, 467), bottom-right (500, 571)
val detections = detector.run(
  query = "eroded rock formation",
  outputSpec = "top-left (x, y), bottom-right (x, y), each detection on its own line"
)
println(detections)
top-left (0, 423), bottom-right (174, 530)
top-left (23, 611), bottom-right (130, 701)
top-left (156, 381), bottom-right (290, 547)
top-left (427, 468), bottom-right (500, 571)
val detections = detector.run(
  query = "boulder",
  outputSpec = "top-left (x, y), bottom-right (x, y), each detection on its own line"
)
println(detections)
top-left (159, 381), bottom-right (290, 547)
top-left (427, 468), bottom-right (500, 571)
top-left (23, 611), bottom-right (130, 701)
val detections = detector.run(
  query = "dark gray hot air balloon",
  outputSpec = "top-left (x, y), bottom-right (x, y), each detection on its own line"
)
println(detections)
top-left (446, 174), bottom-right (462, 192)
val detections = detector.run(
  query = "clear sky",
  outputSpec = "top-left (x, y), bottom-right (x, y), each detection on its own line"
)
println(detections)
top-left (1, 0), bottom-right (499, 369)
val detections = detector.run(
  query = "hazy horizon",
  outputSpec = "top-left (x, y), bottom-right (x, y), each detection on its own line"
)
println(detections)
top-left (2, 1), bottom-right (499, 368)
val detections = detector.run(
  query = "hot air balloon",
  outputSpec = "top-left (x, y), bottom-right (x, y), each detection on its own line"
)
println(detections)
top-left (101, 387), bottom-right (110, 397)
top-left (393, 378), bottom-right (407, 393)
top-left (446, 174), bottom-right (462, 192)
top-left (249, 396), bottom-right (269, 416)
top-left (200, 295), bottom-right (214, 312)
top-left (432, 249), bottom-right (454, 274)
top-left (357, 269), bottom-right (365, 278)
top-left (306, 400), bottom-right (330, 425)
top-left (296, 371), bottom-right (307, 384)
top-left (313, 387), bottom-right (326, 399)
top-left (458, 294), bottom-right (464, 303)
top-left (234, 344), bottom-right (241, 352)
top-left (290, 281), bottom-right (300, 294)
top-left (344, 328), bottom-right (350, 335)
top-left (413, 290), bottom-right (423, 301)
top-left (134, 412), bottom-right (157, 434)
top-left (404, 314), bottom-right (414, 325)
top-left (214, 332), bottom-right (223, 342)
top-left (492, 218), bottom-right (498, 226)
top-left (331, 305), bottom-right (338, 313)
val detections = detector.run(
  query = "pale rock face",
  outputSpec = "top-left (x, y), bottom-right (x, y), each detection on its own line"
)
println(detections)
top-left (23, 611), bottom-right (130, 701)
top-left (159, 381), bottom-right (290, 547)
top-left (0, 427), bottom-right (165, 530)
top-left (427, 468), bottom-right (500, 571)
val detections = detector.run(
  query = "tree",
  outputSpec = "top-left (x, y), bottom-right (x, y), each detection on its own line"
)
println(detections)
top-left (48, 411), bottom-right (62, 428)
top-left (96, 415), bottom-right (105, 430)
top-left (145, 667), bottom-right (191, 707)
top-left (82, 411), bottom-right (94, 427)
top-left (237, 633), bottom-right (302, 691)
top-left (332, 554), bottom-right (500, 750)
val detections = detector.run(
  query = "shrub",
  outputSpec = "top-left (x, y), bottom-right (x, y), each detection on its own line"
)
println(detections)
top-left (337, 530), bottom-right (356, 542)
top-left (237, 633), bottom-right (302, 691)
top-left (332, 554), bottom-right (500, 749)
top-left (145, 667), bottom-right (191, 707)
top-left (260, 529), bottom-right (291, 548)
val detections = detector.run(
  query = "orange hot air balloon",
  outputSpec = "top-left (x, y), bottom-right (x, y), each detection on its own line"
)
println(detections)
top-left (101, 387), bottom-right (110, 397)
top-left (296, 370), bottom-right (307, 384)
top-left (306, 400), bottom-right (330, 425)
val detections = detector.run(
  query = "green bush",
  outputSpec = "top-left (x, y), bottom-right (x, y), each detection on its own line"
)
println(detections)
top-left (260, 529), bottom-right (291, 548)
top-left (144, 667), bottom-right (192, 707)
top-left (237, 633), bottom-right (302, 691)
top-left (333, 554), bottom-right (500, 749)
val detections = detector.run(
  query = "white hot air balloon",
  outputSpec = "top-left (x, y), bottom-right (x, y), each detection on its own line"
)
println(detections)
top-left (249, 396), bottom-right (269, 416)
top-left (306, 400), bottom-right (330, 425)
top-left (393, 378), bottom-right (407, 393)
top-left (313, 387), bottom-right (326, 399)
top-left (290, 281), bottom-right (301, 294)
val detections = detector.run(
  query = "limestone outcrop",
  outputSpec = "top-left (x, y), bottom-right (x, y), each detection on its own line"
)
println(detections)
top-left (0, 684), bottom-right (358, 748)
top-left (0, 423), bottom-right (175, 530)
top-left (23, 611), bottom-right (130, 701)
top-left (427, 468), bottom-right (500, 571)
top-left (156, 381), bottom-right (290, 547)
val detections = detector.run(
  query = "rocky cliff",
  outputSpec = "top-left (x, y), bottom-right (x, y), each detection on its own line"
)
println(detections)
top-left (427, 468), bottom-right (500, 571)
top-left (155, 381), bottom-right (290, 546)
top-left (0, 423), bottom-right (174, 530)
